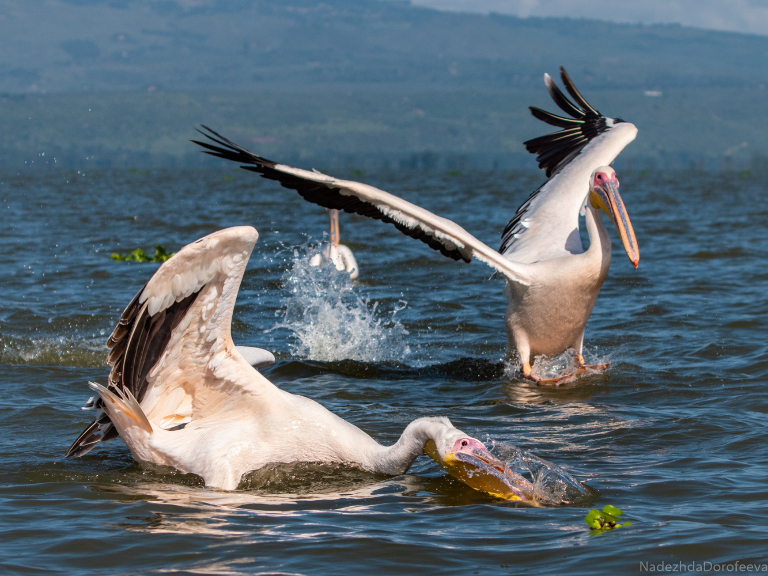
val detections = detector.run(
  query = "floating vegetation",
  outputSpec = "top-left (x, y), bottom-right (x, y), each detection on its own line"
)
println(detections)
top-left (110, 245), bottom-right (174, 262)
top-left (585, 505), bottom-right (632, 531)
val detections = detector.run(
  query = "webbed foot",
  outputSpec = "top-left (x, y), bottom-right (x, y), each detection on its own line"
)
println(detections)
top-left (522, 357), bottom-right (609, 386)
top-left (576, 354), bottom-right (610, 373)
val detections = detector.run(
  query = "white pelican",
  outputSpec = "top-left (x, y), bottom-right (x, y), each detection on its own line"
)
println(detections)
top-left (191, 68), bottom-right (639, 384)
top-left (65, 226), bottom-right (566, 500)
top-left (309, 208), bottom-right (359, 279)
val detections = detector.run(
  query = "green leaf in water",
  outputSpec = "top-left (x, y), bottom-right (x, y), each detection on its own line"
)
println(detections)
top-left (111, 245), bottom-right (174, 262)
top-left (584, 505), bottom-right (630, 531)
top-left (152, 244), bottom-right (173, 262)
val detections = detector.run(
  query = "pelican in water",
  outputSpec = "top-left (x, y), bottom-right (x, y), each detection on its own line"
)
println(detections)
top-left (192, 68), bottom-right (639, 384)
top-left (309, 208), bottom-right (359, 279)
top-left (65, 226), bottom-right (570, 499)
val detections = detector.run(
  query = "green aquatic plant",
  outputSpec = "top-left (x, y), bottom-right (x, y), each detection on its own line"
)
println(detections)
top-left (585, 505), bottom-right (632, 531)
top-left (110, 245), bottom-right (174, 262)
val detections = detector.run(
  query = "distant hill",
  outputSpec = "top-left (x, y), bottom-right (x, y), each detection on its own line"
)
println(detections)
top-left (3, 87), bottom-right (765, 171)
top-left (2, 0), bottom-right (768, 93)
top-left (0, 0), bottom-right (767, 169)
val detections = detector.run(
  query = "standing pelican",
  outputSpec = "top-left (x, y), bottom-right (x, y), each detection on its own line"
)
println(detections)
top-left (191, 68), bottom-right (639, 384)
top-left (309, 208), bottom-right (359, 279)
top-left (65, 227), bottom-right (580, 500)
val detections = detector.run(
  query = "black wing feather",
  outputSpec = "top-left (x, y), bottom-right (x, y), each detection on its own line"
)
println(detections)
top-left (560, 67), bottom-right (600, 116)
top-left (523, 66), bottom-right (614, 178)
top-left (544, 75), bottom-right (586, 120)
top-left (529, 107), bottom-right (583, 129)
top-left (66, 288), bottom-right (200, 457)
top-left (192, 127), bottom-right (470, 263)
top-left (499, 183), bottom-right (545, 255)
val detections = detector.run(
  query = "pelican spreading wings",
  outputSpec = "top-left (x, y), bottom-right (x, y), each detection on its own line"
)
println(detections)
top-left (65, 227), bottom-right (580, 500)
top-left (192, 68), bottom-right (639, 384)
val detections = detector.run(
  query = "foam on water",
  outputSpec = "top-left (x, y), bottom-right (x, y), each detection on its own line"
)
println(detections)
top-left (270, 243), bottom-right (411, 363)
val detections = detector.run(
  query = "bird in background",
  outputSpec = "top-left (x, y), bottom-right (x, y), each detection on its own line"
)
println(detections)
top-left (309, 208), bottom-right (359, 279)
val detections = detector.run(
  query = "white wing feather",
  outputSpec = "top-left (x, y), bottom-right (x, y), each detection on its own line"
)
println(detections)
top-left (136, 226), bottom-right (280, 425)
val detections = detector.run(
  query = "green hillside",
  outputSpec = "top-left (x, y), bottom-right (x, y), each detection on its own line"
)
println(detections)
top-left (2, 87), bottom-right (764, 171)
top-left (1, 0), bottom-right (767, 169)
top-left (2, 0), bottom-right (768, 92)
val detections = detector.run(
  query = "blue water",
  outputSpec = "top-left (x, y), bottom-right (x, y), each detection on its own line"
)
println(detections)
top-left (1, 167), bottom-right (767, 574)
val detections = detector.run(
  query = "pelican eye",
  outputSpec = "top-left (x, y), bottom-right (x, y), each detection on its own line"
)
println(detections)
top-left (461, 440), bottom-right (469, 448)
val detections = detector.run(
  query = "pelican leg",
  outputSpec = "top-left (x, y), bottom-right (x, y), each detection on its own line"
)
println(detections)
top-left (522, 361), bottom-right (540, 383)
top-left (329, 209), bottom-right (340, 247)
top-left (512, 333), bottom-right (575, 385)
top-left (572, 331), bottom-right (609, 374)
top-left (510, 331), bottom-right (542, 383)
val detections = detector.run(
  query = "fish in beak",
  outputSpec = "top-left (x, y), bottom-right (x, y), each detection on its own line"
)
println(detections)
top-left (589, 166), bottom-right (640, 268)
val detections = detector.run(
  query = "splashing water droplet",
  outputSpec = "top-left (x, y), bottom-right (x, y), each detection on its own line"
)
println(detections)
top-left (504, 347), bottom-right (609, 382)
top-left (270, 243), bottom-right (411, 363)
top-left (489, 441), bottom-right (589, 505)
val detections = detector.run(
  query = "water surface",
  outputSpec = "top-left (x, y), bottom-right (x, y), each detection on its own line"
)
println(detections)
top-left (1, 167), bottom-right (767, 574)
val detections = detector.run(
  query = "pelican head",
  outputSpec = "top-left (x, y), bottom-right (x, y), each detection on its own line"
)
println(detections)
top-left (424, 433), bottom-right (533, 501)
top-left (589, 166), bottom-right (640, 268)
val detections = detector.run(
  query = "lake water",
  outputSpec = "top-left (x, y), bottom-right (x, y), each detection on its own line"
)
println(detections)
top-left (1, 167), bottom-right (767, 574)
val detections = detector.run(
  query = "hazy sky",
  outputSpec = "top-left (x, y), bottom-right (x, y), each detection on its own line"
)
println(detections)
top-left (409, 0), bottom-right (768, 36)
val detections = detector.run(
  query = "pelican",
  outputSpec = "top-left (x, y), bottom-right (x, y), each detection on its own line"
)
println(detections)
top-left (309, 208), bottom-right (359, 279)
top-left (191, 68), bottom-right (639, 384)
top-left (65, 226), bottom-right (570, 500)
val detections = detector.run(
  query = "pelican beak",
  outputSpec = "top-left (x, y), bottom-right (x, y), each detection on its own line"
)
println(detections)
top-left (425, 438), bottom-right (533, 501)
top-left (591, 180), bottom-right (640, 268)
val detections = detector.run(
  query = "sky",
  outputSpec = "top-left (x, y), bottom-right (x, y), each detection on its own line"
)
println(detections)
top-left (408, 0), bottom-right (768, 36)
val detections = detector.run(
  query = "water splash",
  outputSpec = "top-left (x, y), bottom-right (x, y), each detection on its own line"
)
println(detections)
top-left (504, 347), bottom-right (610, 383)
top-left (0, 334), bottom-right (104, 367)
top-left (486, 439), bottom-right (590, 505)
top-left (270, 243), bottom-right (411, 363)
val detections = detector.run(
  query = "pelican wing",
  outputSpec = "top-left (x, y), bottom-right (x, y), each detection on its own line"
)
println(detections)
top-left (192, 127), bottom-right (531, 286)
top-left (66, 226), bottom-right (272, 457)
top-left (499, 67), bottom-right (638, 263)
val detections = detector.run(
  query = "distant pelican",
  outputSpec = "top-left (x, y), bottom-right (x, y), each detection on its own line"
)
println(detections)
top-left (192, 68), bottom-right (639, 384)
top-left (309, 208), bottom-right (359, 279)
top-left (65, 227), bottom-right (543, 499)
